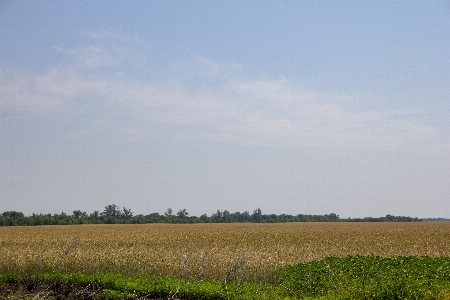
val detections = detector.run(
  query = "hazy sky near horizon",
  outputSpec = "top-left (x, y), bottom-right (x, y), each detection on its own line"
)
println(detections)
top-left (1, 1), bottom-right (450, 218)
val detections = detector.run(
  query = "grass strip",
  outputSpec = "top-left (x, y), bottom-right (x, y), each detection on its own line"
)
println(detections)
top-left (2, 256), bottom-right (450, 299)
top-left (0, 271), bottom-right (290, 300)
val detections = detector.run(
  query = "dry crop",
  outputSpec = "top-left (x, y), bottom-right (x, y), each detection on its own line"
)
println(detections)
top-left (1, 222), bottom-right (449, 282)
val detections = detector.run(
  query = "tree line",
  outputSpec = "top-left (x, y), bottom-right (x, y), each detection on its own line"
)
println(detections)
top-left (0, 204), bottom-right (422, 226)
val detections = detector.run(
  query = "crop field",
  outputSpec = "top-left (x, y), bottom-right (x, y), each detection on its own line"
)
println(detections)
top-left (1, 222), bottom-right (449, 283)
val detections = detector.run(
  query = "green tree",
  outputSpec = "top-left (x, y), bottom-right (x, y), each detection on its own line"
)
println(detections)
top-left (122, 207), bottom-right (133, 219)
top-left (212, 209), bottom-right (223, 222)
top-left (102, 204), bottom-right (121, 217)
top-left (200, 214), bottom-right (210, 223)
top-left (223, 210), bottom-right (231, 222)
top-left (72, 210), bottom-right (82, 219)
top-left (1, 211), bottom-right (24, 218)
top-left (177, 209), bottom-right (189, 219)
top-left (252, 208), bottom-right (262, 222)
top-left (165, 208), bottom-right (173, 217)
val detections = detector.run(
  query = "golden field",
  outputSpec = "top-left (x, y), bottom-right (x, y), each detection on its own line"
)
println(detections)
top-left (1, 222), bottom-right (449, 281)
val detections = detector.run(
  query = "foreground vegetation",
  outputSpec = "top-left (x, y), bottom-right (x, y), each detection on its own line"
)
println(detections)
top-left (1, 256), bottom-right (450, 299)
top-left (0, 204), bottom-right (421, 226)
top-left (1, 223), bottom-right (449, 299)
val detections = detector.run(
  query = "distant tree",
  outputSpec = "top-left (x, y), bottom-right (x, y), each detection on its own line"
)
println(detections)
top-left (252, 208), bottom-right (262, 222)
top-left (1, 211), bottom-right (25, 218)
top-left (200, 214), bottom-right (210, 223)
top-left (122, 207), bottom-right (133, 219)
top-left (130, 214), bottom-right (146, 224)
top-left (146, 212), bottom-right (163, 223)
top-left (237, 211), bottom-right (251, 222)
top-left (102, 204), bottom-right (121, 217)
top-left (223, 210), bottom-right (231, 222)
top-left (325, 213), bottom-right (339, 222)
top-left (0, 206), bottom-right (422, 227)
top-left (165, 208), bottom-right (173, 217)
top-left (212, 210), bottom-right (223, 222)
top-left (232, 211), bottom-right (241, 222)
top-left (104, 216), bottom-right (116, 224)
top-left (177, 209), bottom-right (189, 219)
top-left (89, 211), bottom-right (99, 222)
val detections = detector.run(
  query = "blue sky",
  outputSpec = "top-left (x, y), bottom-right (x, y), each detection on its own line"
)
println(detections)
top-left (1, 1), bottom-right (450, 218)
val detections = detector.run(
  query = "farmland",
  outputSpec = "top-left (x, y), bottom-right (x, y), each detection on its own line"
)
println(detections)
top-left (1, 222), bottom-right (449, 282)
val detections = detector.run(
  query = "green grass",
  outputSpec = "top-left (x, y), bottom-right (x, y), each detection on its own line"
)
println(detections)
top-left (272, 255), bottom-right (450, 299)
top-left (0, 271), bottom-right (289, 300)
top-left (1, 256), bottom-right (450, 299)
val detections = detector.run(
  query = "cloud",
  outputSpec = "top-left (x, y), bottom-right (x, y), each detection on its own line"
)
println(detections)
top-left (2, 31), bottom-right (449, 157)
top-left (0, 68), bottom-right (108, 114)
top-left (81, 29), bottom-right (152, 49)
top-left (54, 46), bottom-right (117, 69)
top-left (176, 57), bottom-right (221, 77)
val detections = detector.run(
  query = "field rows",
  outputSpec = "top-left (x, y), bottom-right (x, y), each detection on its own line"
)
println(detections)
top-left (1, 222), bottom-right (449, 281)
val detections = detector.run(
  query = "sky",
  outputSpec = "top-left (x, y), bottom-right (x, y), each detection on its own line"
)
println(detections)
top-left (1, 1), bottom-right (450, 218)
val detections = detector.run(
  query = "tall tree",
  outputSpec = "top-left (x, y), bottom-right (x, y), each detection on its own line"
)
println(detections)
top-left (177, 209), bottom-right (189, 219)
top-left (165, 208), bottom-right (173, 217)
top-left (102, 204), bottom-right (121, 217)
top-left (252, 208), bottom-right (262, 222)
top-left (122, 207), bottom-right (133, 219)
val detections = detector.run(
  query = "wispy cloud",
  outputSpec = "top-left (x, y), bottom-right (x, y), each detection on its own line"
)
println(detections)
top-left (1, 68), bottom-right (107, 114)
top-left (81, 29), bottom-right (152, 49)
top-left (2, 31), bottom-right (448, 157)
top-left (54, 46), bottom-right (117, 69)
